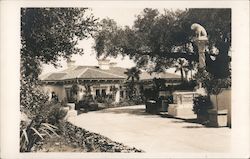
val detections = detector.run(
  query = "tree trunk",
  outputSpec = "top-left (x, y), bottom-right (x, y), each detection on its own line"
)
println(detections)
top-left (180, 69), bottom-right (184, 82)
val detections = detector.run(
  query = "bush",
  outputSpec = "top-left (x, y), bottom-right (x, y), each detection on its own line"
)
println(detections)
top-left (166, 80), bottom-right (197, 92)
top-left (20, 78), bottom-right (49, 118)
top-left (47, 103), bottom-right (67, 125)
top-left (193, 95), bottom-right (213, 115)
top-left (60, 122), bottom-right (144, 152)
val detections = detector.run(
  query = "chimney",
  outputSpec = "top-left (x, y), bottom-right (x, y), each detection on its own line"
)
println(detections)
top-left (67, 58), bottom-right (76, 68)
top-left (97, 58), bottom-right (110, 70)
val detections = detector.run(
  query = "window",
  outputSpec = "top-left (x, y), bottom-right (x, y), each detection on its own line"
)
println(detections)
top-left (96, 89), bottom-right (100, 97)
top-left (101, 89), bottom-right (106, 97)
top-left (120, 91), bottom-right (124, 98)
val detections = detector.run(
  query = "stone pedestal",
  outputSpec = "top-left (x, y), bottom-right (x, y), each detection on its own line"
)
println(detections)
top-left (208, 109), bottom-right (228, 127)
top-left (193, 37), bottom-right (208, 69)
top-left (209, 89), bottom-right (231, 127)
top-left (168, 91), bottom-right (198, 119)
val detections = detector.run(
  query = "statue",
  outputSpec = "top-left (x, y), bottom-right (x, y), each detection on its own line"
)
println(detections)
top-left (191, 23), bottom-right (208, 40)
top-left (191, 23), bottom-right (208, 69)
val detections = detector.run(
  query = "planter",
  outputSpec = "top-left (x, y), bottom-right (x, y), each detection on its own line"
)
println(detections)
top-left (207, 109), bottom-right (228, 127)
top-left (145, 100), bottom-right (160, 114)
top-left (197, 113), bottom-right (209, 124)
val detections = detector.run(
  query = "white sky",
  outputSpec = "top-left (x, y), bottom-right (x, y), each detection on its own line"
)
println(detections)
top-left (41, 7), bottom-right (178, 75)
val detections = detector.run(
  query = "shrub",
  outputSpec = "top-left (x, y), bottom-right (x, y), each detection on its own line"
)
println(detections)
top-left (47, 103), bottom-right (67, 125)
top-left (20, 78), bottom-right (49, 118)
top-left (194, 68), bottom-right (231, 95)
top-left (193, 95), bottom-right (213, 115)
top-left (20, 115), bottom-right (58, 152)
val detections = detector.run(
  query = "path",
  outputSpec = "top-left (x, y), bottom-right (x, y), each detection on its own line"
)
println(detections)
top-left (68, 105), bottom-right (231, 153)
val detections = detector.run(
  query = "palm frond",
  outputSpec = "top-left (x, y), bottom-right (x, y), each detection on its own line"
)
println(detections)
top-left (22, 129), bottom-right (29, 144)
top-left (31, 127), bottom-right (44, 140)
top-left (41, 123), bottom-right (59, 137)
top-left (40, 128), bottom-right (52, 138)
top-left (41, 123), bottom-right (58, 129)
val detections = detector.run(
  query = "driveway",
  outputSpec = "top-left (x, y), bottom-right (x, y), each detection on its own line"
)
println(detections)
top-left (68, 105), bottom-right (232, 153)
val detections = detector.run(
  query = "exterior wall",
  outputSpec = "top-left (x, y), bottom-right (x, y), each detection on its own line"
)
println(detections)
top-left (42, 85), bottom-right (67, 101)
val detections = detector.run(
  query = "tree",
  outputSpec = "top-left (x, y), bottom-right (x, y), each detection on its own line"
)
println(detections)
top-left (174, 58), bottom-right (189, 82)
top-left (21, 8), bottom-right (98, 80)
top-left (124, 67), bottom-right (141, 99)
top-left (93, 8), bottom-right (231, 78)
top-left (21, 8), bottom-right (97, 116)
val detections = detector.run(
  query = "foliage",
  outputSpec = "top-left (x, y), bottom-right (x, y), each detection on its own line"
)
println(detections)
top-left (47, 104), bottom-right (67, 125)
top-left (20, 115), bottom-right (58, 152)
top-left (21, 8), bottom-right (98, 80)
top-left (20, 78), bottom-right (49, 118)
top-left (71, 84), bottom-right (80, 95)
top-left (93, 8), bottom-right (231, 78)
top-left (21, 7), bottom-right (98, 117)
top-left (20, 102), bottom-right (67, 152)
top-left (193, 95), bottom-right (213, 115)
top-left (60, 122), bottom-right (143, 152)
top-left (152, 78), bottom-right (167, 91)
top-left (174, 58), bottom-right (189, 81)
top-left (194, 68), bottom-right (231, 95)
top-left (124, 67), bottom-right (141, 100)
top-left (84, 84), bottom-right (92, 96)
top-left (166, 80), bottom-right (197, 92)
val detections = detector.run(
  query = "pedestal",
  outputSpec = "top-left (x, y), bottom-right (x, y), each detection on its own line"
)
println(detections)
top-left (193, 37), bottom-right (208, 68)
top-left (168, 103), bottom-right (195, 118)
top-left (168, 91), bottom-right (198, 119)
top-left (207, 109), bottom-right (228, 127)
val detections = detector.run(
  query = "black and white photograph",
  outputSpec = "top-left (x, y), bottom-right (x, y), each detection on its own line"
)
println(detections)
top-left (1, 1), bottom-right (249, 158)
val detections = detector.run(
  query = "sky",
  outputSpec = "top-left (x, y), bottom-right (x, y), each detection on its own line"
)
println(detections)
top-left (41, 7), bottom-right (176, 75)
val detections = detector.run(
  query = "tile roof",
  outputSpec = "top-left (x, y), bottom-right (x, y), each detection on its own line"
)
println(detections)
top-left (40, 65), bottom-right (181, 81)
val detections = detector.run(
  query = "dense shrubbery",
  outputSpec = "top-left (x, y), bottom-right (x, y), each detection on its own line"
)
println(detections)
top-left (166, 80), bottom-right (197, 92)
top-left (47, 103), bottom-right (67, 125)
top-left (20, 78), bottom-right (49, 118)
top-left (60, 122), bottom-right (144, 152)
top-left (20, 78), bottom-right (67, 152)
top-left (194, 68), bottom-right (231, 95)
top-left (193, 95), bottom-right (213, 115)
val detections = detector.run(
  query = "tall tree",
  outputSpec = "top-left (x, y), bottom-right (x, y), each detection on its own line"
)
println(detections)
top-left (21, 8), bottom-right (97, 116)
top-left (21, 8), bottom-right (98, 80)
top-left (93, 8), bottom-right (231, 78)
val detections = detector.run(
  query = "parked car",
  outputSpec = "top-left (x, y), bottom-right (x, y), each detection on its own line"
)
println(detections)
top-left (75, 95), bottom-right (98, 111)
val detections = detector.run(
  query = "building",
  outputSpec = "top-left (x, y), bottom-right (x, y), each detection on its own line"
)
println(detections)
top-left (39, 59), bottom-right (182, 103)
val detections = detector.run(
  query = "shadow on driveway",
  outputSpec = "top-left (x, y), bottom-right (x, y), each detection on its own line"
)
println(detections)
top-left (94, 106), bottom-right (226, 129)
top-left (96, 106), bottom-right (207, 128)
top-left (97, 108), bottom-right (150, 116)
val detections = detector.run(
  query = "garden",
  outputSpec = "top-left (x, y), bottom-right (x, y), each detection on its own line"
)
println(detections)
top-left (20, 8), bottom-right (231, 152)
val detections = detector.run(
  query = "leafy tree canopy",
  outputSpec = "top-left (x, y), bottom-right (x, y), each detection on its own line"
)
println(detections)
top-left (21, 8), bottom-right (98, 80)
top-left (93, 8), bottom-right (231, 78)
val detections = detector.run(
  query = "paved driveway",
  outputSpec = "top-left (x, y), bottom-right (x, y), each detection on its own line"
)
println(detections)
top-left (68, 105), bottom-right (231, 153)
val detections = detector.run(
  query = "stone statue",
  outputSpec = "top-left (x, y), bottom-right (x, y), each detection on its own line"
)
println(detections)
top-left (191, 23), bottom-right (208, 40)
top-left (191, 23), bottom-right (208, 69)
